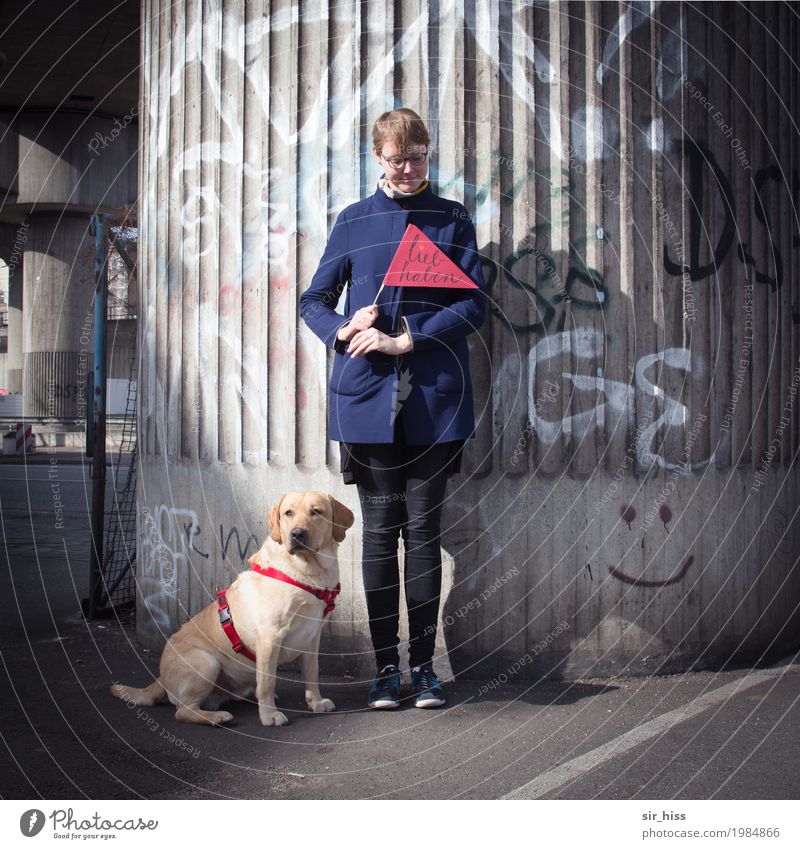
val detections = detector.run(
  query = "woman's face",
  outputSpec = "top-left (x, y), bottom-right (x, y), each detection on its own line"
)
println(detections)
top-left (374, 139), bottom-right (428, 192)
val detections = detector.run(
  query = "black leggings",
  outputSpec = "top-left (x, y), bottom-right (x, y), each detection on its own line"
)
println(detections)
top-left (348, 426), bottom-right (456, 670)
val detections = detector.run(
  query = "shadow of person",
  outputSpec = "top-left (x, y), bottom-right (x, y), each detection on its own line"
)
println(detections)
top-left (471, 679), bottom-right (619, 706)
top-left (436, 228), bottom-right (702, 681)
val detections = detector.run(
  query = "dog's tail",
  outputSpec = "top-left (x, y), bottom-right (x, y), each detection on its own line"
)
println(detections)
top-left (108, 680), bottom-right (168, 706)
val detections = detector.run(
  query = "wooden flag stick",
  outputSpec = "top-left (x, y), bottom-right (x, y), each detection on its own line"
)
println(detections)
top-left (371, 281), bottom-right (385, 305)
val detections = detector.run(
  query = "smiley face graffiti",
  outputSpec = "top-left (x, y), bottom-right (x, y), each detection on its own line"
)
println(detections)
top-left (606, 503), bottom-right (696, 587)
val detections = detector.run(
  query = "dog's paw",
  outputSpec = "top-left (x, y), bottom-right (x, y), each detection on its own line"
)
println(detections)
top-left (259, 707), bottom-right (289, 727)
top-left (308, 697), bottom-right (336, 713)
top-left (210, 711), bottom-right (234, 726)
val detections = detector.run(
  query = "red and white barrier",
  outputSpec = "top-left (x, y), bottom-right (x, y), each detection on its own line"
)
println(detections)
top-left (16, 421), bottom-right (36, 454)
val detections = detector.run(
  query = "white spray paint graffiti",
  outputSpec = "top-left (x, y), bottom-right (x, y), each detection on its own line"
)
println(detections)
top-left (138, 503), bottom-right (203, 639)
top-left (146, 2), bottom-right (703, 477)
top-left (152, 0), bottom-right (670, 270)
top-left (139, 504), bottom-right (203, 598)
top-left (526, 329), bottom-right (709, 471)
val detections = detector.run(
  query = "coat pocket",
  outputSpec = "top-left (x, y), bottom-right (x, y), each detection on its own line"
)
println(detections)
top-left (330, 352), bottom-right (371, 396)
top-left (431, 345), bottom-right (468, 396)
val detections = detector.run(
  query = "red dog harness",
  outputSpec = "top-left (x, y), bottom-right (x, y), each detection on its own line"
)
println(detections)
top-left (216, 564), bottom-right (341, 662)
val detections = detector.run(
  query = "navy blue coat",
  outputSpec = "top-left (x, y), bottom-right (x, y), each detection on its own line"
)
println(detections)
top-left (300, 181), bottom-right (486, 444)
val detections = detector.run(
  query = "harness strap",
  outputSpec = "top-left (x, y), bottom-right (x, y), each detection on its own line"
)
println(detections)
top-left (216, 589), bottom-right (256, 662)
top-left (216, 565), bottom-right (341, 660)
top-left (250, 563), bottom-right (341, 617)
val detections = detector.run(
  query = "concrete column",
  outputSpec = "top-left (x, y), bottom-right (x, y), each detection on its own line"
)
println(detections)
top-left (7, 263), bottom-right (22, 393)
top-left (3, 109), bottom-right (136, 416)
top-left (0, 222), bottom-right (25, 393)
top-left (137, 0), bottom-right (800, 675)
top-left (22, 213), bottom-right (94, 418)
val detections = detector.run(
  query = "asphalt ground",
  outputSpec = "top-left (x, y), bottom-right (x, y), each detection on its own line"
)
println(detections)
top-left (1, 454), bottom-right (798, 803)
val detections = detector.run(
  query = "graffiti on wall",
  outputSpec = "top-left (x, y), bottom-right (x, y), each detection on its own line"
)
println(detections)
top-left (605, 503), bottom-right (697, 587)
top-left (663, 138), bottom-right (791, 291)
top-left (477, 145), bottom-right (797, 346)
top-left (152, 1), bottom-right (799, 287)
top-left (138, 503), bottom-right (261, 633)
top-left (140, 504), bottom-right (190, 599)
top-left (140, 505), bottom-right (260, 575)
top-left (152, 4), bottom-right (690, 266)
top-left (146, 2), bottom-right (798, 482)
top-left (518, 328), bottom-right (708, 471)
top-left (138, 505), bottom-right (186, 638)
top-left (609, 555), bottom-right (695, 587)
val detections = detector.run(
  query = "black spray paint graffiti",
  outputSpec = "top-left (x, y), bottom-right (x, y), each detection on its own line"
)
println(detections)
top-left (664, 137), bottom-right (794, 292)
top-left (467, 139), bottom-right (796, 339)
top-left (182, 519), bottom-right (260, 564)
top-left (479, 227), bottom-right (608, 336)
top-left (609, 555), bottom-right (695, 587)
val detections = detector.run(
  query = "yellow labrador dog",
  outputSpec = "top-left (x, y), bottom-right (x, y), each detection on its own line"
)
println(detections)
top-left (110, 492), bottom-right (354, 726)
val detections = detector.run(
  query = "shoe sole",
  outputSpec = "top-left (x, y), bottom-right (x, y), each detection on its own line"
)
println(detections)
top-left (369, 699), bottom-right (399, 709)
top-left (414, 696), bottom-right (446, 708)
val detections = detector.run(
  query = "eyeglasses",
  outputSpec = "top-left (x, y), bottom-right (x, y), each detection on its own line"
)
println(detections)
top-left (380, 151), bottom-right (428, 169)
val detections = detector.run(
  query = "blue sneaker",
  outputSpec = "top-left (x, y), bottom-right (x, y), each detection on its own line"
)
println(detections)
top-left (368, 664), bottom-right (401, 709)
top-left (411, 664), bottom-right (446, 708)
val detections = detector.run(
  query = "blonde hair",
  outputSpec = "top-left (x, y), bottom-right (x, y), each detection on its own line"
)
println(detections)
top-left (372, 108), bottom-right (430, 153)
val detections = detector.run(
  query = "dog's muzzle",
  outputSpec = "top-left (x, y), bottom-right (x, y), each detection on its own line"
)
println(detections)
top-left (288, 527), bottom-right (311, 551)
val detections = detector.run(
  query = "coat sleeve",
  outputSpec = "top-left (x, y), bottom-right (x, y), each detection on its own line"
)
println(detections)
top-left (299, 210), bottom-right (352, 350)
top-left (401, 214), bottom-right (486, 351)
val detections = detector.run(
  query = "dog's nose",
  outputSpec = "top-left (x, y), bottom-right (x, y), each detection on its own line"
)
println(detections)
top-left (290, 527), bottom-right (308, 545)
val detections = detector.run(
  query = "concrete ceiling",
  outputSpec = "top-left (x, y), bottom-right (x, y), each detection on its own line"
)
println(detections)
top-left (0, 0), bottom-right (140, 118)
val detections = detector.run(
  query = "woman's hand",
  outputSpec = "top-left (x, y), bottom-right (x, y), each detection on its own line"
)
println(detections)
top-left (348, 328), bottom-right (412, 357)
top-left (336, 305), bottom-right (379, 342)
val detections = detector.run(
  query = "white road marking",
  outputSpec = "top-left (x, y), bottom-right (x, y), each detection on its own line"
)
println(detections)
top-left (503, 657), bottom-right (800, 800)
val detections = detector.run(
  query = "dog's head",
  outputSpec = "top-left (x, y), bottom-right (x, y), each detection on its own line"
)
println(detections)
top-left (267, 491), bottom-right (355, 555)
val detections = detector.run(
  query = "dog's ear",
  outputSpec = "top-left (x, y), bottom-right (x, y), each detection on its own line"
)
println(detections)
top-left (268, 495), bottom-right (284, 543)
top-left (328, 495), bottom-right (355, 542)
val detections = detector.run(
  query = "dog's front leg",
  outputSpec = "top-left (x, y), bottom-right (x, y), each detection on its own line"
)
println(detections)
top-left (303, 626), bottom-right (335, 713)
top-left (255, 629), bottom-right (289, 726)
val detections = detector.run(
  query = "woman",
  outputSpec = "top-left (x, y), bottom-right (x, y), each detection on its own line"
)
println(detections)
top-left (300, 108), bottom-right (485, 709)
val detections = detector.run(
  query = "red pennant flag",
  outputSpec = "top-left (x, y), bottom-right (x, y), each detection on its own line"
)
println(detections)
top-left (382, 223), bottom-right (479, 290)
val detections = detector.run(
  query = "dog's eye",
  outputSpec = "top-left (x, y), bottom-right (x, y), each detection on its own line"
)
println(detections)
top-left (284, 510), bottom-right (294, 518)
top-left (309, 507), bottom-right (320, 515)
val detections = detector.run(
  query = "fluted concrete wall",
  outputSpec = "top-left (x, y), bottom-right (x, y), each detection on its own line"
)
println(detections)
top-left (137, 0), bottom-right (800, 677)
